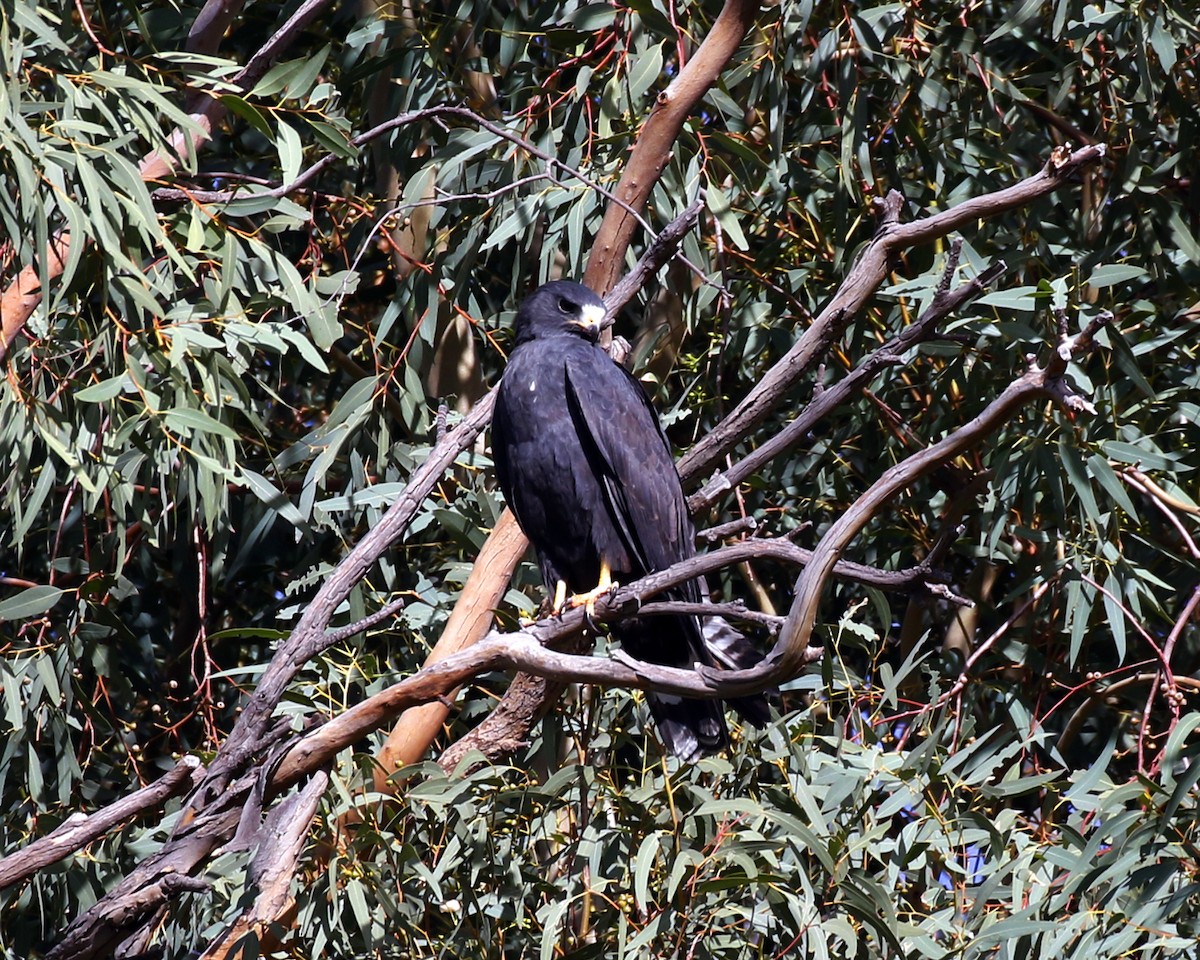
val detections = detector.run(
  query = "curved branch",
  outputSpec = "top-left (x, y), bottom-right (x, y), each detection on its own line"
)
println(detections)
top-left (704, 311), bottom-right (1111, 692)
top-left (678, 143), bottom-right (1108, 484)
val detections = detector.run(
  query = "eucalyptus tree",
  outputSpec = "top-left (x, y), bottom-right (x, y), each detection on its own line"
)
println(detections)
top-left (1, 0), bottom-right (1197, 957)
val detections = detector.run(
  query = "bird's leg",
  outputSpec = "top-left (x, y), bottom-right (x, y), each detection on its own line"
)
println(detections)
top-left (567, 557), bottom-right (619, 622)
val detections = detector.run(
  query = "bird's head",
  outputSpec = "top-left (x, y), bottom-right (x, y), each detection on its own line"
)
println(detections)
top-left (513, 280), bottom-right (608, 345)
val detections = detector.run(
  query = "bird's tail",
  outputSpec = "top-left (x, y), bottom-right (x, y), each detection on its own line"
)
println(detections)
top-left (644, 691), bottom-right (728, 762)
top-left (620, 610), bottom-right (771, 761)
top-left (702, 615), bottom-right (773, 727)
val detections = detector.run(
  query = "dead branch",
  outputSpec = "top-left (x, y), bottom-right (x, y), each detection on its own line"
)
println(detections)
top-left (605, 196), bottom-right (707, 318)
top-left (689, 247), bottom-right (1007, 512)
top-left (0, 757), bottom-right (202, 890)
top-left (44, 767), bottom-right (264, 960)
top-left (197, 771), bottom-right (330, 960)
top-left (678, 143), bottom-right (1108, 484)
top-left (704, 311), bottom-right (1111, 690)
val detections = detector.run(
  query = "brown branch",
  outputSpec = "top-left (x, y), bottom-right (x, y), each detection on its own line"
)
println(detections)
top-left (372, 511), bottom-right (529, 788)
top-left (187, 0), bottom-right (250, 55)
top-left (0, 757), bottom-right (202, 890)
top-left (198, 771), bottom-right (330, 960)
top-left (1, 233), bottom-right (73, 361)
top-left (583, 0), bottom-right (761, 295)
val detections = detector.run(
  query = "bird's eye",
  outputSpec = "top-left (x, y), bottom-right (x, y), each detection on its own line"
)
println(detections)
top-left (557, 297), bottom-right (574, 314)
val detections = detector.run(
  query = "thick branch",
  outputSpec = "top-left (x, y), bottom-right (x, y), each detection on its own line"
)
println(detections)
top-left (373, 510), bottom-right (529, 786)
top-left (197, 771), bottom-right (330, 960)
top-left (46, 397), bottom-right (493, 960)
top-left (202, 394), bottom-right (496, 794)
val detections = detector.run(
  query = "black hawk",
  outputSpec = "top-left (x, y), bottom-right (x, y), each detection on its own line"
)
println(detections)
top-left (491, 280), bottom-right (769, 760)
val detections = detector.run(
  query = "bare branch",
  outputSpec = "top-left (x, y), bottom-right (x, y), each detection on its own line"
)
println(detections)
top-left (689, 256), bottom-right (1008, 511)
top-left (269, 533), bottom-right (962, 790)
top-left (0, 758), bottom-right (202, 890)
top-left (703, 312), bottom-right (1112, 692)
top-left (605, 196), bottom-right (707, 318)
top-left (679, 143), bottom-right (1108, 483)
top-left (198, 771), bottom-right (330, 960)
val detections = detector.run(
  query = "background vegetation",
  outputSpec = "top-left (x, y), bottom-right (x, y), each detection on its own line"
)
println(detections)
top-left (1, 0), bottom-right (1198, 956)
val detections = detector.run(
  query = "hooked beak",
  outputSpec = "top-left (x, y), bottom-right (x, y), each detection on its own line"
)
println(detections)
top-left (570, 302), bottom-right (609, 341)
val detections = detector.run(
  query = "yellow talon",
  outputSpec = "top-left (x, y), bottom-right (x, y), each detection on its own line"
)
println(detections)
top-left (551, 579), bottom-right (568, 616)
top-left (567, 558), bottom-right (618, 619)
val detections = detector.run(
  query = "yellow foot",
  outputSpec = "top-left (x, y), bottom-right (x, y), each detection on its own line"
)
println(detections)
top-left (551, 579), bottom-right (568, 617)
top-left (567, 561), bottom-right (618, 620)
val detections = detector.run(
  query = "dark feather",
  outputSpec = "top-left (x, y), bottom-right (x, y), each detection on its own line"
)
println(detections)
top-left (492, 280), bottom-right (770, 759)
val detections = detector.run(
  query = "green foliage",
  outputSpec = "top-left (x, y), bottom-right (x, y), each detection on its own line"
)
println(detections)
top-left (1, 0), bottom-right (1198, 956)
top-left (299, 696), bottom-right (1200, 958)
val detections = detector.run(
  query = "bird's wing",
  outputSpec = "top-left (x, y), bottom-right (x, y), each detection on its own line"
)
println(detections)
top-left (491, 389), bottom-right (513, 500)
top-left (563, 351), bottom-right (697, 598)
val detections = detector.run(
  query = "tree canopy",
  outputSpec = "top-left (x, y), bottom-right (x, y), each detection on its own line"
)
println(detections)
top-left (1, 0), bottom-right (1198, 957)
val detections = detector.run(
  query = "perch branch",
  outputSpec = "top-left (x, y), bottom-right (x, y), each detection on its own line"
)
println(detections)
top-left (271, 534), bottom-right (966, 790)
